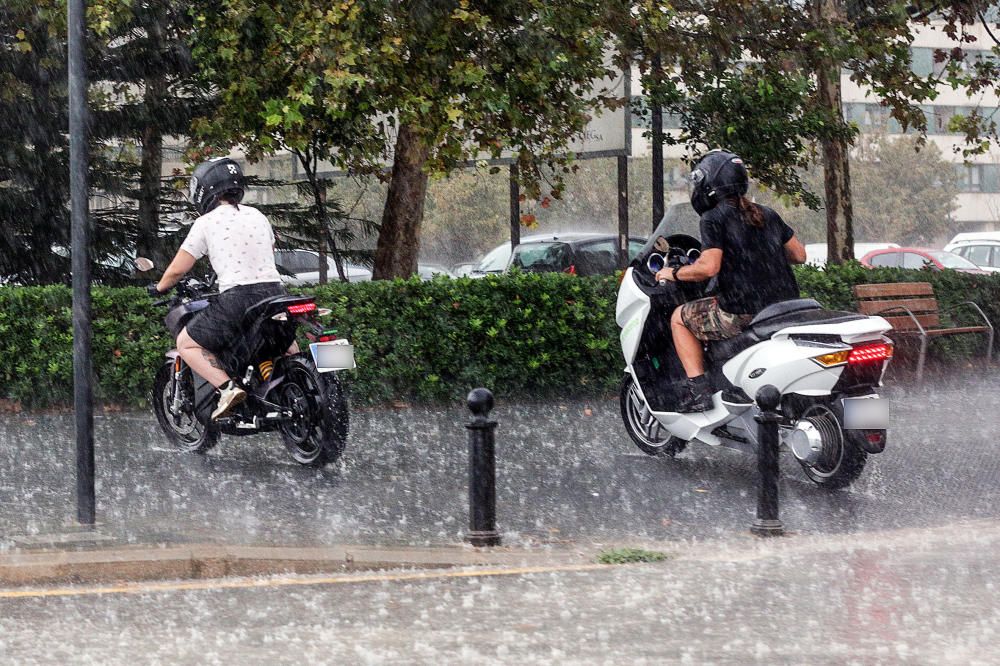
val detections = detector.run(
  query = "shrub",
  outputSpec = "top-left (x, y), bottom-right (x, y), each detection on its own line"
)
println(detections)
top-left (0, 264), bottom-right (996, 409)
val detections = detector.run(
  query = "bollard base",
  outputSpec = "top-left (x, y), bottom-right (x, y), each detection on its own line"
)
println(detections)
top-left (750, 518), bottom-right (785, 537)
top-left (466, 530), bottom-right (501, 547)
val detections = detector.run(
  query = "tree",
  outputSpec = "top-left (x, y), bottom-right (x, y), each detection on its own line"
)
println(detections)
top-left (90, 0), bottom-right (208, 270)
top-left (191, 0), bottom-right (627, 279)
top-left (189, 0), bottom-right (385, 282)
top-left (756, 132), bottom-right (960, 245)
top-left (625, 0), bottom-right (999, 264)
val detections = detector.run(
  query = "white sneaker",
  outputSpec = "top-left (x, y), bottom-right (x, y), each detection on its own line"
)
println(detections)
top-left (212, 381), bottom-right (247, 421)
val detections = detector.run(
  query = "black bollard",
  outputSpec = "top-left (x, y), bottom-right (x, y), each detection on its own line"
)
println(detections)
top-left (751, 385), bottom-right (784, 537)
top-left (465, 388), bottom-right (501, 547)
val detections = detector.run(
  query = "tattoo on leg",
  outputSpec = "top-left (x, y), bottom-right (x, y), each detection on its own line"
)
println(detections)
top-left (201, 349), bottom-right (224, 370)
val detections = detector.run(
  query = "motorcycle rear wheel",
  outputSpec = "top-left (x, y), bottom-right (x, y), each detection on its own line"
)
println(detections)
top-left (152, 362), bottom-right (219, 453)
top-left (620, 375), bottom-right (687, 457)
top-left (275, 355), bottom-right (349, 467)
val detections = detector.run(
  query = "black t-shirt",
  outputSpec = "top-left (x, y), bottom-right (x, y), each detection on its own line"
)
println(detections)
top-left (700, 202), bottom-right (799, 315)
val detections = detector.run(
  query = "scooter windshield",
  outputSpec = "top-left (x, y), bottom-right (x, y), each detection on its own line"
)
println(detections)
top-left (630, 215), bottom-right (702, 272)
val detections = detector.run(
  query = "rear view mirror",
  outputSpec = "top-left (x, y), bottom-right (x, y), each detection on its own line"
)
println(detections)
top-left (135, 257), bottom-right (155, 272)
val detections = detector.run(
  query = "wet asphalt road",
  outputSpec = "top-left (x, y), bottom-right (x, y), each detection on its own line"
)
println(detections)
top-left (1, 374), bottom-right (999, 550)
top-left (2, 523), bottom-right (998, 665)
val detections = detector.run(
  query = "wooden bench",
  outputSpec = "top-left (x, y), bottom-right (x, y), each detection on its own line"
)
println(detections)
top-left (852, 282), bottom-right (994, 383)
top-left (853, 282), bottom-right (993, 384)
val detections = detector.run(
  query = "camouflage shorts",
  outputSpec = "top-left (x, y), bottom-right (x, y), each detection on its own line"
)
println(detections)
top-left (679, 297), bottom-right (753, 342)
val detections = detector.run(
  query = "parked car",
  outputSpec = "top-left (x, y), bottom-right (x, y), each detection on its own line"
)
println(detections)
top-left (943, 231), bottom-right (1000, 273)
top-left (804, 242), bottom-right (899, 267)
top-left (468, 233), bottom-right (565, 278)
top-left (859, 247), bottom-right (988, 274)
top-left (507, 233), bottom-right (647, 276)
top-left (274, 249), bottom-right (372, 284)
top-left (416, 263), bottom-right (454, 280)
top-left (451, 261), bottom-right (477, 278)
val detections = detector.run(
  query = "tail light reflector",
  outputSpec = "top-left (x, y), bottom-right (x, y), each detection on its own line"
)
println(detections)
top-left (848, 342), bottom-right (893, 365)
top-left (287, 302), bottom-right (317, 315)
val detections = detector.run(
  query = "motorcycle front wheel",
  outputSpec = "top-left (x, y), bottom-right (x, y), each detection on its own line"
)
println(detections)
top-left (275, 355), bottom-right (349, 467)
top-left (619, 374), bottom-right (687, 457)
top-left (152, 361), bottom-right (219, 453)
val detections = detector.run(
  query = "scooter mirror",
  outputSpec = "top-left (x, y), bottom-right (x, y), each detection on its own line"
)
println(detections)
top-left (647, 253), bottom-right (665, 274)
top-left (135, 257), bottom-right (155, 272)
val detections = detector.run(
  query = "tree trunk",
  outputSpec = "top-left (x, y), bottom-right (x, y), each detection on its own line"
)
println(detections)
top-left (136, 80), bottom-right (168, 271)
top-left (373, 123), bottom-right (430, 279)
top-left (813, 0), bottom-right (854, 265)
top-left (296, 151), bottom-right (346, 282)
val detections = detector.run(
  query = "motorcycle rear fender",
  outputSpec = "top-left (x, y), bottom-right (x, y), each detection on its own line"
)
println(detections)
top-left (723, 317), bottom-right (893, 397)
top-left (723, 337), bottom-right (846, 397)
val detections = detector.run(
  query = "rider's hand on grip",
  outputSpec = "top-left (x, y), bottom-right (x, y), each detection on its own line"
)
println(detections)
top-left (147, 282), bottom-right (163, 297)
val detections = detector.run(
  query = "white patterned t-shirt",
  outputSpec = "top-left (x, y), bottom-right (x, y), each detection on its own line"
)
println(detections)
top-left (180, 204), bottom-right (283, 292)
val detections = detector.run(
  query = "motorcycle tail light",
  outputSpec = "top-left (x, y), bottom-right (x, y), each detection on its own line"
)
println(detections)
top-left (812, 349), bottom-right (851, 367)
top-left (848, 342), bottom-right (893, 365)
top-left (287, 302), bottom-right (317, 315)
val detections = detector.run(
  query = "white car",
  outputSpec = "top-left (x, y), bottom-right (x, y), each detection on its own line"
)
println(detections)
top-left (804, 242), bottom-right (900, 267)
top-left (943, 231), bottom-right (1000, 273)
top-left (274, 249), bottom-right (372, 284)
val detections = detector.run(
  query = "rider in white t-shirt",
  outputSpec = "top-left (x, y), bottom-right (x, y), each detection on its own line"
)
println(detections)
top-left (150, 157), bottom-right (287, 420)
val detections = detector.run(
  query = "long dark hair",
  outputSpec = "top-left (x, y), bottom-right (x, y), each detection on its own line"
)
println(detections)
top-left (729, 195), bottom-right (764, 229)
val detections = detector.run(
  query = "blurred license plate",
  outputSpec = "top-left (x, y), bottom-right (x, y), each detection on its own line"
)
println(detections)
top-left (310, 341), bottom-right (355, 373)
top-left (843, 396), bottom-right (888, 429)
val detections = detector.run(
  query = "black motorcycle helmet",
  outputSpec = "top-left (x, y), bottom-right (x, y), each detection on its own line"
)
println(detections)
top-left (188, 157), bottom-right (246, 216)
top-left (688, 149), bottom-right (749, 215)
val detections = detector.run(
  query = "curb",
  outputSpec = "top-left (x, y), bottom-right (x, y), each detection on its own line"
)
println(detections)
top-left (0, 543), bottom-right (593, 588)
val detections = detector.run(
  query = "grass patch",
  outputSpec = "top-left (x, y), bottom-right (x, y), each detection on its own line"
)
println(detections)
top-left (596, 547), bottom-right (671, 565)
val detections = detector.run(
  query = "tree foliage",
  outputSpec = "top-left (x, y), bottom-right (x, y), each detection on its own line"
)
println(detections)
top-left (757, 133), bottom-right (960, 245)
top-left (624, 0), bottom-right (1000, 263)
top-left (189, 0), bottom-right (626, 278)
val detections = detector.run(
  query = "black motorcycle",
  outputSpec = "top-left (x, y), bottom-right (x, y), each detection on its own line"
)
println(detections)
top-left (144, 262), bottom-right (353, 466)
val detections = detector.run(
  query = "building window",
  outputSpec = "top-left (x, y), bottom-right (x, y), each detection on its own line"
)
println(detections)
top-left (957, 164), bottom-right (983, 192)
top-left (910, 48), bottom-right (934, 77)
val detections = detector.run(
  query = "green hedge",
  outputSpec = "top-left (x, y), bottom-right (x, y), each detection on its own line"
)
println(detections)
top-left (0, 265), bottom-right (996, 409)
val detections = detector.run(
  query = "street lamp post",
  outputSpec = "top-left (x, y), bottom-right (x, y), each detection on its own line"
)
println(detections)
top-left (68, 0), bottom-right (95, 525)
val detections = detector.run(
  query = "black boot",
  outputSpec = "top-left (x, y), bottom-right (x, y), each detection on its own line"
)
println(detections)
top-left (678, 374), bottom-right (713, 413)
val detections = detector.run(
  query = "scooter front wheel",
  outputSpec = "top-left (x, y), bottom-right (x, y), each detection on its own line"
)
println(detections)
top-left (620, 375), bottom-right (686, 457)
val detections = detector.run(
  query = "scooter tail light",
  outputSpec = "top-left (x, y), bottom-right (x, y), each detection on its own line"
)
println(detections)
top-left (848, 342), bottom-right (893, 365)
top-left (287, 302), bottom-right (317, 315)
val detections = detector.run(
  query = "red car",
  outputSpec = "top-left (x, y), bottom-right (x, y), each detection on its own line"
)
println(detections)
top-left (859, 247), bottom-right (989, 274)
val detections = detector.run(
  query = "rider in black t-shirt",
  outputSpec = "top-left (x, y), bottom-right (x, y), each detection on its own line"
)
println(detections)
top-left (654, 150), bottom-right (807, 413)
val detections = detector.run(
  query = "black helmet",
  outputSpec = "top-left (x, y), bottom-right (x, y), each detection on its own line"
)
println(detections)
top-left (189, 157), bottom-right (245, 216)
top-left (688, 150), bottom-right (749, 215)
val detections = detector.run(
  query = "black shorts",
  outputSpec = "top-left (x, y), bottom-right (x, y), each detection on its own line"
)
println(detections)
top-left (185, 282), bottom-right (286, 353)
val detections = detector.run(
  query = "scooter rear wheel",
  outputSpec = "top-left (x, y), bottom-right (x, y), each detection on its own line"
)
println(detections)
top-left (620, 375), bottom-right (686, 457)
top-left (796, 402), bottom-right (868, 490)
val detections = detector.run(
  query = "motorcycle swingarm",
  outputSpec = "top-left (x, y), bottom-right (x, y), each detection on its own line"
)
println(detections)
top-left (215, 403), bottom-right (295, 433)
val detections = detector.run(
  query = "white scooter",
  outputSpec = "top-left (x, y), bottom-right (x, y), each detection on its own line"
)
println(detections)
top-left (616, 229), bottom-right (893, 489)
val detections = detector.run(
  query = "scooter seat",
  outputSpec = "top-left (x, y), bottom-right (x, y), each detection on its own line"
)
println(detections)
top-left (752, 308), bottom-right (866, 340)
top-left (749, 298), bottom-right (822, 326)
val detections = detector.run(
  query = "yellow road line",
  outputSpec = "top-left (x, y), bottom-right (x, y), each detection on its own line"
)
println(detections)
top-left (0, 563), bottom-right (610, 600)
